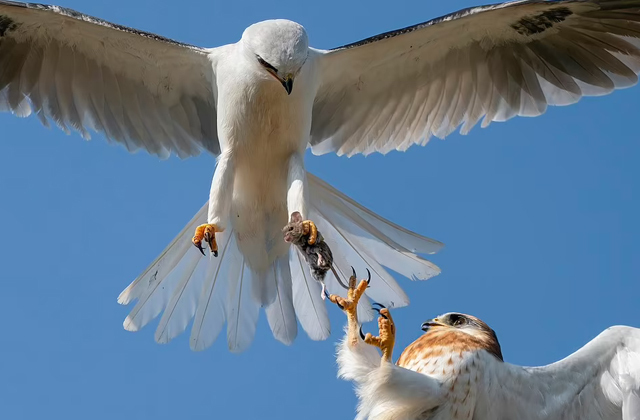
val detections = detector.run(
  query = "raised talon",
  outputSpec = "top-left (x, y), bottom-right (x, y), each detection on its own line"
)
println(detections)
top-left (301, 219), bottom-right (318, 245)
top-left (364, 307), bottom-right (396, 362)
top-left (329, 268), bottom-right (368, 315)
top-left (366, 268), bottom-right (371, 286)
top-left (192, 224), bottom-right (223, 257)
top-left (334, 267), bottom-right (376, 347)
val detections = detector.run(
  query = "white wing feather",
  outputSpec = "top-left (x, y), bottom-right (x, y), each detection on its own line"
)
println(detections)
top-left (0, 1), bottom-right (219, 158)
top-left (311, 0), bottom-right (640, 157)
top-left (476, 326), bottom-right (640, 420)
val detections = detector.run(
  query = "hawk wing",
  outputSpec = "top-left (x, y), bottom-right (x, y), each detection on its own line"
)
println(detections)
top-left (310, 0), bottom-right (640, 157)
top-left (0, 1), bottom-right (219, 158)
top-left (337, 325), bottom-right (640, 420)
top-left (477, 325), bottom-right (640, 420)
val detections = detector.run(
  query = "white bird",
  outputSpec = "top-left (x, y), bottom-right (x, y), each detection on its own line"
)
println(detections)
top-left (1, 0), bottom-right (640, 352)
top-left (332, 279), bottom-right (640, 420)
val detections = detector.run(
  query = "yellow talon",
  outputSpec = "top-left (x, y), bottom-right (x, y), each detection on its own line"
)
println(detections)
top-left (365, 307), bottom-right (396, 363)
top-left (192, 224), bottom-right (223, 257)
top-left (329, 267), bottom-right (370, 346)
top-left (302, 219), bottom-right (318, 245)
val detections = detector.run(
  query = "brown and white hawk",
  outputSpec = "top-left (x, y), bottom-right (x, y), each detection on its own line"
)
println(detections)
top-left (330, 274), bottom-right (640, 420)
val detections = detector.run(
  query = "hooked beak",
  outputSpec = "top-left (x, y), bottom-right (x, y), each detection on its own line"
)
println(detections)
top-left (421, 318), bottom-right (446, 332)
top-left (282, 74), bottom-right (294, 95)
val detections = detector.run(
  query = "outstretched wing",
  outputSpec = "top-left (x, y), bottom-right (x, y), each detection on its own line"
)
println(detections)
top-left (478, 326), bottom-right (640, 420)
top-left (311, 0), bottom-right (640, 157)
top-left (0, 1), bottom-right (219, 158)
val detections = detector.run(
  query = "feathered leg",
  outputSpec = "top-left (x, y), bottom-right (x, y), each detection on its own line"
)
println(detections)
top-left (286, 153), bottom-right (317, 245)
top-left (194, 150), bottom-right (234, 257)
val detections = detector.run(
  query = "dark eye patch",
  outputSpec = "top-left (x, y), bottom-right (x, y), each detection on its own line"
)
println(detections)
top-left (256, 55), bottom-right (278, 73)
top-left (449, 314), bottom-right (466, 326)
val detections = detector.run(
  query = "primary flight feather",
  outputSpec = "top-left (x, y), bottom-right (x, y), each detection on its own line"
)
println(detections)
top-left (1, 0), bottom-right (640, 352)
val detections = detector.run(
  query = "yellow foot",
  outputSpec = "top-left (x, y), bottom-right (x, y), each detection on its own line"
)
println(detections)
top-left (192, 224), bottom-right (223, 257)
top-left (328, 267), bottom-right (370, 318)
top-left (301, 219), bottom-right (318, 245)
top-left (363, 305), bottom-right (396, 363)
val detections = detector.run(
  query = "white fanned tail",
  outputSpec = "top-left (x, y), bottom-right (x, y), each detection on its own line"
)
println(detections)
top-left (117, 173), bottom-right (443, 352)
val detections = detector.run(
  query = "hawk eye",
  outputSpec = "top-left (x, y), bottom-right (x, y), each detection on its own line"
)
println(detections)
top-left (256, 55), bottom-right (278, 73)
top-left (449, 314), bottom-right (466, 326)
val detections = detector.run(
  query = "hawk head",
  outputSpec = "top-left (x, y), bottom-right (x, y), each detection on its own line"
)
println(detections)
top-left (420, 312), bottom-right (503, 361)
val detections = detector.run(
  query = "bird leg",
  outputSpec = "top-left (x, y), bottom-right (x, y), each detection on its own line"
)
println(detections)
top-left (328, 267), bottom-right (371, 347)
top-left (301, 219), bottom-right (318, 245)
top-left (363, 304), bottom-right (396, 363)
top-left (192, 224), bottom-right (223, 257)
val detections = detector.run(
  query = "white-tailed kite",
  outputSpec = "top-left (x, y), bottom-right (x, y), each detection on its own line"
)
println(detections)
top-left (331, 275), bottom-right (640, 420)
top-left (1, 0), bottom-right (640, 352)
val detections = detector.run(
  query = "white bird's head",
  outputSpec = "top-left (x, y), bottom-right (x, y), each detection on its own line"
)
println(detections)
top-left (241, 19), bottom-right (309, 95)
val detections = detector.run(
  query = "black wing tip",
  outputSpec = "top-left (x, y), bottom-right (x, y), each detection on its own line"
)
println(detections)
top-left (328, 0), bottom-right (585, 51)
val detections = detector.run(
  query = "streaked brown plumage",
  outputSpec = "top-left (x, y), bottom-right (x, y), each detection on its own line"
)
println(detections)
top-left (397, 313), bottom-right (503, 371)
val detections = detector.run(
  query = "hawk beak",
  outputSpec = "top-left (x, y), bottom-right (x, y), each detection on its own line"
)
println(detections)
top-left (282, 74), bottom-right (294, 95)
top-left (421, 318), bottom-right (445, 331)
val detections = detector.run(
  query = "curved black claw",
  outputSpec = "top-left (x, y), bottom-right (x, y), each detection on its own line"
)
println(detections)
top-left (359, 325), bottom-right (365, 340)
top-left (336, 301), bottom-right (344, 310)
top-left (366, 268), bottom-right (371, 286)
top-left (203, 233), bottom-right (219, 257)
top-left (194, 243), bottom-right (206, 256)
top-left (323, 288), bottom-right (331, 300)
top-left (372, 303), bottom-right (388, 319)
top-left (351, 266), bottom-right (357, 278)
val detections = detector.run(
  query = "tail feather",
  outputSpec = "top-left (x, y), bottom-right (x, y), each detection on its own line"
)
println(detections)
top-left (189, 230), bottom-right (235, 351)
top-left (117, 204), bottom-right (207, 306)
top-left (156, 227), bottom-right (233, 345)
top-left (118, 173), bottom-right (442, 352)
top-left (225, 245), bottom-right (260, 353)
top-left (251, 265), bottom-right (277, 307)
top-left (265, 255), bottom-right (298, 345)
top-left (123, 246), bottom-right (200, 332)
top-left (308, 173), bottom-right (444, 255)
top-left (290, 247), bottom-right (331, 341)
top-left (154, 250), bottom-right (203, 344)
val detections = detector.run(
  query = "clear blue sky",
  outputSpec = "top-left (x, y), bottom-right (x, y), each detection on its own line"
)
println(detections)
top-left (1, 0), bottom-right (639, 418)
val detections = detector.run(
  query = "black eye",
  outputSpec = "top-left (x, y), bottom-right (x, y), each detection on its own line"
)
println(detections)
top-left (256, 55), bottom-right (278, 73)
top-left (449, 314), bottom-right (466, 327)
top-left (288, 226), bottom-right (294, 231)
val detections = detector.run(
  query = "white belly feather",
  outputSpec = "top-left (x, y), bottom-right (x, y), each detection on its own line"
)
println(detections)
top-left (215, 50), bottom-right (315, 271)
